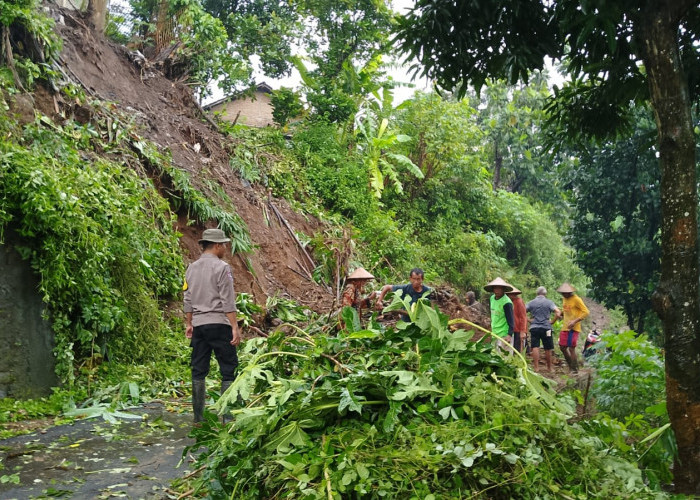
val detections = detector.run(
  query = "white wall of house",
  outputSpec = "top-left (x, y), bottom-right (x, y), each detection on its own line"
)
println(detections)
top-left (209, 91), bottom-right (274, 128)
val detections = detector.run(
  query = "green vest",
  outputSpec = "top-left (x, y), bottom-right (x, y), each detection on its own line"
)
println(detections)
top-left (490, 294), bottom-right (513, 338)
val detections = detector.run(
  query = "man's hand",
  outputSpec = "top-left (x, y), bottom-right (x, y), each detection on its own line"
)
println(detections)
top-left (225, 312), bottom-right (240, 346)
top-left (231, 325), bottom-right (242, 346)
top-left (374, 300), bottom-right (384, 311)
top-left (185, 324), bottom-right (193, 339)
top-left (566, 320), bottom-right (577, 330)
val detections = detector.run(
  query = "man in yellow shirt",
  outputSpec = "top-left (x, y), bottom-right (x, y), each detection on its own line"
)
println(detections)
top-left (557, 282), bottom-right (589, 374)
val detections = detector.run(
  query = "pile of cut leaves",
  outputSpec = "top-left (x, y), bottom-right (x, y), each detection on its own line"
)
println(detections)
top-left (182, 297), bottom-right (662, 499)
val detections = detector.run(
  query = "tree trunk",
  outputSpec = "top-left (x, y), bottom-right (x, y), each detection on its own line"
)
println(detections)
top-left (640, 2), bottom-right (700, 493)
top-left (89, 0), bottom-right (108, 33)
top-left (636, 314), bottom-right (645, 337)
top-left (493, 138), bottom-right (502, 190)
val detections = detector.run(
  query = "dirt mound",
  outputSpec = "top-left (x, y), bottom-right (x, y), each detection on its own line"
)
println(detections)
top-left (432, 285), bottom-right (490, 333)
top-left (44, 8), bottom-right (334, 314)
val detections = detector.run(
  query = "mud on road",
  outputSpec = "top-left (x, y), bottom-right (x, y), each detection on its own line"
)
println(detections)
top-left (0, 402), bottom-right (195, 499)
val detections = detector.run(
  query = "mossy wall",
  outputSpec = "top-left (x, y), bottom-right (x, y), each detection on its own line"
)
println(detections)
top-left (0, 237), bottom-right (58, 398)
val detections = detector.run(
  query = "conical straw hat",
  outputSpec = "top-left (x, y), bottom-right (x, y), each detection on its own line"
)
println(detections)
top-left (347, 267), bottom-right (374, 280)
top-left (506, 286), bottom-right (522, 295)
top-left (484, 277), bottom-right (514, 293)
top-left (556, 282), bottom-right (576, 293)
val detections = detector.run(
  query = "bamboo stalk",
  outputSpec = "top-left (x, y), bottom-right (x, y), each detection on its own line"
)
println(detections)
top-left (268, 200), bottom-right (316, 271)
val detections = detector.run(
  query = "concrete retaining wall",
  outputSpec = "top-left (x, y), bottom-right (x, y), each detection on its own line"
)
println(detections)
top-left (0, 238), bottom-right (58, 398)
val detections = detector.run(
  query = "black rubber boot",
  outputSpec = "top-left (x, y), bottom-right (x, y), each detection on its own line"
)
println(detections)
top-left (221, 380), bottom-right (233, 425)
top-left (192, 379), bottom-right (206, 424)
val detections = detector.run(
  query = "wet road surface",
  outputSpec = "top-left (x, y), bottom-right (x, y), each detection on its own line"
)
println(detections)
top-left (0, 402), bottom-right (195, 499)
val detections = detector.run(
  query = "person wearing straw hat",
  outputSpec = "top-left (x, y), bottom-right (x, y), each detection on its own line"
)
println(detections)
top-left (556, 282), bottom-right (589, 374)
top-left (484, 277), bottom-right (514, 351)
top-left (526, 287), bottom-right (561, 373)
top-left (341, 268), bottom-right (377, 311)
top-left (184, 228), bottom-right (241, 424)
top-left (506, 286), bottom-right (527, 353)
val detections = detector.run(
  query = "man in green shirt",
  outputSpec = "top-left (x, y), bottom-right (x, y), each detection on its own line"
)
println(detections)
top-left (484, 277), bottom-right (514, 352)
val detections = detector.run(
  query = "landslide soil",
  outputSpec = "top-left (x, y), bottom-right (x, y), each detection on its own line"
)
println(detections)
top-left (43, 8), bottom-right (334, 314)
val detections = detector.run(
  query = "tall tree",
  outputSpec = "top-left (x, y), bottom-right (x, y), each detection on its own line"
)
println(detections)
top-left (396, 0), bottom-right (700, 492)
top-left (471, 77), bottom-right (571, 217)
top-left (568, 108), bottom-right (661, 334)
top-left (201, 0), bottom-right (299, 77)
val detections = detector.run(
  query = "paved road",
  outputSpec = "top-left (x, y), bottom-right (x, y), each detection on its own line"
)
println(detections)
top-left (0, 402), bottom-right (195, 499)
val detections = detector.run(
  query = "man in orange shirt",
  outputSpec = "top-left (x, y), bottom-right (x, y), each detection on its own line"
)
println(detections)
top-left (506, 286), bottom-right (527, 353)
top-left (557, 282), bottom-right (589, 374)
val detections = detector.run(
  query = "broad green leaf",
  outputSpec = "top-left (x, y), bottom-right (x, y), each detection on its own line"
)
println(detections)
top-left (338, 388), bottom-right (363, 415)
top-left (341, 306), bottom-right (361, 333)
top-left (264, 422), bottom-right (311, 453)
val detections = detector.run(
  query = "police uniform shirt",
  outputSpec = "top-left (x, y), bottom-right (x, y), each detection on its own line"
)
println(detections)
top-left (183, 253), bottom-right (237, 327)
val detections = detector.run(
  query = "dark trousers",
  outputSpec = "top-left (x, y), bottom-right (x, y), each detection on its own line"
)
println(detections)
top-left (191, 323), bottom-right (238, 381)
top-left (513, 332), bottom-right (524, 353)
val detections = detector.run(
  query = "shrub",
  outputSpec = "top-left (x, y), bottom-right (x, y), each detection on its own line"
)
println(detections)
top-left (590, 330), bottom-right (665, 421)
top-left (0, 113), bottom-right (183, 383)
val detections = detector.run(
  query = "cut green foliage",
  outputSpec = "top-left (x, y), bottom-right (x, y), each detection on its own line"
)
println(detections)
top-left (236, 292), bottom-right (263, 328)
top-left (265, 294), bottom-right (310, 323)
top-left (181, 303), bottom-right (661, 498)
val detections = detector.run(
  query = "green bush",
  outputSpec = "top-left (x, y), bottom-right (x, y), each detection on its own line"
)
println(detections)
top-left (482, 191), bottom-right (586, 291)
top-left (271, 87), bottom-right (305, 127)
top-left (426, 227), bottom-right (507, 291)
top-left (591, 330), bottom-right (666, 421)
top-left (0, 114), bottom-right (183, 384)
top-left (587, 331), bottom-right (673, 487)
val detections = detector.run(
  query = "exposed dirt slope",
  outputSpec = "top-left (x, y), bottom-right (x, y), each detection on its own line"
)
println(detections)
top-left (44, 8), bottom-right (334, 313)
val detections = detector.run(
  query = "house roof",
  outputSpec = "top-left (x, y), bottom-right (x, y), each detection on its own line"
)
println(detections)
top-left (203, 82), bottom-right (274, 110)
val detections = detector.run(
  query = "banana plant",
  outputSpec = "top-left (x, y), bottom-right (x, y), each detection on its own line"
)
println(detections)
top-left (354, 101), bottom-right (423, 198)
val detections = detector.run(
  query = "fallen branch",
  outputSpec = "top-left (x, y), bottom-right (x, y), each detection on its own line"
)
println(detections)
top-left (293, 255), bottom-right (313, 278)
top-left (287, 264), bottom-right (311, 282)
top-left (181, 464), bottom-right (206, 480)
top-left (268, 200), bottom-right (316, 272)
top-left (195, 99), bottom-right (221, 132)
top-left (248, 325), bottom-right (268, 338)
top-left (230, 109), bottom-right (241, 127)
top-left (320, 352), bottom-right (352, 376)
top-left (2, 26), bottom-right (25, 91)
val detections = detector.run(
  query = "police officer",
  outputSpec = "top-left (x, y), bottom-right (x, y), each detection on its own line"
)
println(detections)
top-left (183, 228), bottom-right (241, 424)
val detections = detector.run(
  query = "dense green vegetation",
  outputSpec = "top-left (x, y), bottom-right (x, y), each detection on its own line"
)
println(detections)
top-left (566, 107), bottom-right (661, 337)
top-left (227, 87), bottom-right (586, 295)
top-left (395, 1), bottom-right (700, 490)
